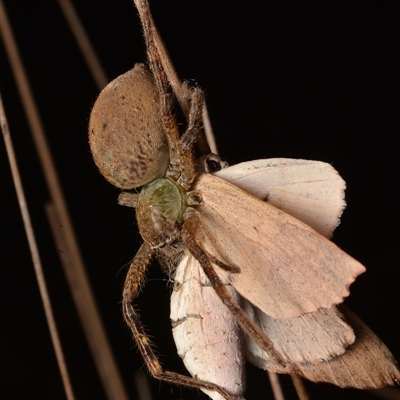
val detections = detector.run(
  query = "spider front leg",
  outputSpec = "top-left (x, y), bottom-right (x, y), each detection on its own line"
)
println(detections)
top-left (179, 87), bottom-right (204, 152)
top-left (134, 0), bottom-right (205, 188)
top-left (177, 86), bottom-right (205, 188)
top-left (122, 242), bottom-right (239, 400)
top-left (133, 0), bottom-right (183, 174)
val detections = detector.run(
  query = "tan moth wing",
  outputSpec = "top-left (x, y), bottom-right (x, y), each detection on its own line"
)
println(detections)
top-left (193, 173), bottom-right (365, 319)
top-left (219, 160), bottom-right (356, 363)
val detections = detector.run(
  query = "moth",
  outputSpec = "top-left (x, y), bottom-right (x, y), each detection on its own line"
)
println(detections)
top-left (88, 0), bottom-right (400, 399)
top-left (171, 159), bottom-right (400, 399)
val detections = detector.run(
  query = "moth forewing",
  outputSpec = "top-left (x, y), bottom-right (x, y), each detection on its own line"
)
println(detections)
top-left (216, 160), bottom-right (355, 364)
top-left (193, 173), bottom-right (366, 319)
top-left (171, 252), bottom-right (245, 400)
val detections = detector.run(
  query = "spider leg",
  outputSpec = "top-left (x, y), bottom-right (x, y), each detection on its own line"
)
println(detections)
top-left (182, 214), bottom-right (289, 369)
top-left (133, 0), bottom-right (188, 176)
top-left (177, 87), bottom-right (205, 188)
top-left (180, 87), bottom-right (204, 153)
top-left (122, 241), bottom-right (239, 400)
top-left (134, 0), bottom-right (207, 189)
top-left (133, 0), bottom-right (215, 158)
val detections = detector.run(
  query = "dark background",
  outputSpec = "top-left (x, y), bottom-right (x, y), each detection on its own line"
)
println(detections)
top-left (1, 1), bottom-right (399, 399)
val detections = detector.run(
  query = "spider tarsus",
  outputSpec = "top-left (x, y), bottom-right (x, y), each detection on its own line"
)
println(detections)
top-left (180, 88), bottom-right (204, 152)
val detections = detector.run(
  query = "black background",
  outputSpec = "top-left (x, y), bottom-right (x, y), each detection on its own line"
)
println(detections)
top-left (1, 1), bottom-right (399, 399)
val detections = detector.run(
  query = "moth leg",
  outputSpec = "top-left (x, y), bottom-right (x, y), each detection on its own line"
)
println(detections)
top-left (182, 214), bottom-right (288, 368)
top-left (199, 153), bottom-right (229, 174)
top-left (122, 241), bottom-right (239, 400)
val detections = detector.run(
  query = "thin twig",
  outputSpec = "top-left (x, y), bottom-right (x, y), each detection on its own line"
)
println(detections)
top-left (291, 375), bottom-right (309, 400)
top-left (0, 93), bottom-right (76, 400)
top-left (268, 371), bottom-right (285, 400)
top-left (56, 0), bottom-right (108, 90)
top-left (0, 4), bottom-right (128, 400)
top-left (202, 99), bottom-right (218, 154)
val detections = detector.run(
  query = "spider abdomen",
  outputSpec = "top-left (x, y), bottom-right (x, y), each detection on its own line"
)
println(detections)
top-left (89, 64), bottom-right (169, 189)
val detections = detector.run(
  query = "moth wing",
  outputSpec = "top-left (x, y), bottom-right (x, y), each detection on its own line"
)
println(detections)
top-left (170, 252), bottom-right (245, 400)
top-left (243, 301), bottom-right (354, 364)
top-left (194, 174), bottom-right (365, 319)
top-left (216, 158), bottom-right (345, 238)
top-left (248, 306), bottom-right (400, 389)
top-left (217, 160), bottom-right (355, 363)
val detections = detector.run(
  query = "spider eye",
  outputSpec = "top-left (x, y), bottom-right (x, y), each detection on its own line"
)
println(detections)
top-left (89, 64), bottom-right (169, 189)
top-left (136, 178), bottom-right (184, 248)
